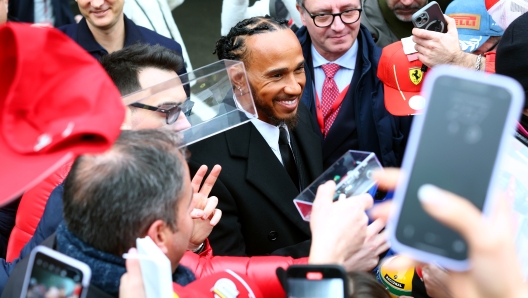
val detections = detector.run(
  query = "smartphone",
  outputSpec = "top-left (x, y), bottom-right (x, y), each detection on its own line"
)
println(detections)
top-left (286, 265), bottom-right (348, 298)
top-left (389, 65), bottom-right (524, 271)
top-left (20, 246), bottom-right (91, 298)
top-left (411, 1), bottom-right (448, 33)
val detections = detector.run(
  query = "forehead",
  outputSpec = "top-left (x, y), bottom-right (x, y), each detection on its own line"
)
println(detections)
top-left (137, 68), bottom-right (187, 106)
top-left (303, 0), bottom-right (361, 9)
top-left (244, 29), bottom-right (304, 72)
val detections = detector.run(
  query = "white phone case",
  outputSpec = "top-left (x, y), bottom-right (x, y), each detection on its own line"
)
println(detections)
top-left (20, 245), bottom-right (91, 298)
top-left (388, 65), bottom-right (525, 271)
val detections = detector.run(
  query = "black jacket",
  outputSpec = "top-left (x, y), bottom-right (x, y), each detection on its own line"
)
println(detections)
top-left (296, 25), bottom-right (411, 170)
top-left (187, 104), bottom-right (323, 257)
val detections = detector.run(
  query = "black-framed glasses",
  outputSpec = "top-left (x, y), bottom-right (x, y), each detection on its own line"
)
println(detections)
top-left (301, 4), bottom-right (362, 28)
top-left (130, 100), bottom-right (194, 125)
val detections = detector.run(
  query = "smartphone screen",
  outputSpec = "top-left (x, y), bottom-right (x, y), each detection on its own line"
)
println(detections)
top-left (395, 75), bottom-right (513, 261)
top-left (287, 277), bottom-right (345, 298)
top-left (24, 251), bottom-right (85, 298)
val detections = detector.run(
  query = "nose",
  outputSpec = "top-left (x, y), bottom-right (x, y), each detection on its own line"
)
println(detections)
top-left (91, 0), bottom-right (104, 8)
top-left (172, 112), bottom-right (192, 132)
top-left (400, 0), bottom-right (415, 6)
top-left (330, 13), bottom-right (346, 31)
top-left (283, 73), bottom-right (303, 96)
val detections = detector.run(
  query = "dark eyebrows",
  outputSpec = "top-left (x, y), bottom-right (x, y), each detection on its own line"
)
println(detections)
top-left (264, 60), bottom-right (306, 76)
top-left (312, 5), bottom-right (360, 14)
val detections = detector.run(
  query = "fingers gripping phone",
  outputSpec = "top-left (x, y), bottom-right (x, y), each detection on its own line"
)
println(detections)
top-left (412, 1), bottom-right (448, 33)
top-left (389, 65), bottom-right (524, 271)
top-left (286, 265), bottom-right (348, 298)
top-left (20, 246), bottom-right (91, 298)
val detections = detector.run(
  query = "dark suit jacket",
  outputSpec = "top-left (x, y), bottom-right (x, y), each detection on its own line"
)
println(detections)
top-left (8, 0), bottom-right (74, 27)
top-left (296, 25), bottom-right (412, 170)
top-left (187, 104), bottom-right (323, 258)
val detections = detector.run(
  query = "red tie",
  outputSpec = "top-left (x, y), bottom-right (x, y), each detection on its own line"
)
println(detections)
top-left (321, 63), bottom-right (341, 137)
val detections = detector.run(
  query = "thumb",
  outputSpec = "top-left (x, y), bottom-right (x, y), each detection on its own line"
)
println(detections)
top-left (312, 180), bottom-right (337, 209)
top-left (445, 15), bottom-right (458, 36)
top-left (124, 248), bottom-right (142, 276)
top-left (418, 184), bottom-right (484, 245)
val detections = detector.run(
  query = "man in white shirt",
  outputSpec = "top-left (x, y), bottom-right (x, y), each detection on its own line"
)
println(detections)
top-left (186, 16), bottom-right (389, 272)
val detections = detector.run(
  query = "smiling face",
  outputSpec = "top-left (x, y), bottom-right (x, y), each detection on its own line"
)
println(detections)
top-left (300, 0), bottom-right (361, 61)
top-left (244, 29), bottom-right (306, 128)
top-left (386, 0), bottom-right (427, 22)
top-left (77, 0), bottom-right (124, 31)
top-left (129, 67), bottom-right (191, 132)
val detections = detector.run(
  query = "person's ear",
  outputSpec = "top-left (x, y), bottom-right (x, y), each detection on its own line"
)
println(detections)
top-left (145, 219), bottom-right (171, 255)
top-left (227, 64), bottom-right (249, 92)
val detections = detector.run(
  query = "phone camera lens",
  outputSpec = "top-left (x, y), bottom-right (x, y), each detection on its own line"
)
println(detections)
top-left (416, 17), bottom-right (422, 23)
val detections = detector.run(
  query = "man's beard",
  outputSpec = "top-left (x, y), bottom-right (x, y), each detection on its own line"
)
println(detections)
top-left (390, 3), bottom-right (422, 22)
top-left (250, 84), bottom-right (299, 130)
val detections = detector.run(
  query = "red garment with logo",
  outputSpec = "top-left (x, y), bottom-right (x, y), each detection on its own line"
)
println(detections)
top-left (181, 240), bottom-right (308, 297)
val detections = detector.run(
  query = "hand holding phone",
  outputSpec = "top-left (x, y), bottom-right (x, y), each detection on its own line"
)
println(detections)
top-left (411, 1), bottom-right (447, 33)
top-left (388, 65), bottom-right (524, 271)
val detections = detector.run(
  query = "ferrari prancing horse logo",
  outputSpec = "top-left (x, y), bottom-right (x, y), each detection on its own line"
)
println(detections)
top-left (409, 67), bottom-right (423, 85)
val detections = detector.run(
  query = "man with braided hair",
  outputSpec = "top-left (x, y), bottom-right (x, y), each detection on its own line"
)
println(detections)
top-left (187, 16), bottom-right (324, 258)
top-left (188, 17), bottom-right (390, 271)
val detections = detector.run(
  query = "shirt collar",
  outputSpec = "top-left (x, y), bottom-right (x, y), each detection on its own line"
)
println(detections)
top-left (76, 17), bottom-right (106, 54)
top-left (75, 14), bottom-right (142, 55)
top-left (311, 39), bottom-right (359, 70)
top-left (250, 118), bottom-right (290, 148)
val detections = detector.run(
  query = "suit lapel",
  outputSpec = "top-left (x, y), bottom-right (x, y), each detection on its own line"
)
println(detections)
top-left (226, 123), bottom-right (311, 236)
top-left (292, 125), bottom-right (324, 188)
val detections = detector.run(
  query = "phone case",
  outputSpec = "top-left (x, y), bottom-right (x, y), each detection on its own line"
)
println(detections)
top-left (20, 246), bottom-right (92, 298)
top-left (388, 65), bottom-right (525, 271)
top-left (286, 265), bottom-right (349, 297)
top-left (411, 1), bottom-right (448, 33)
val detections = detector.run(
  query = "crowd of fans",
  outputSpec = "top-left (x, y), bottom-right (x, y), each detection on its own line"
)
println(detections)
top-left (1, 0), bottom-right (528, 297)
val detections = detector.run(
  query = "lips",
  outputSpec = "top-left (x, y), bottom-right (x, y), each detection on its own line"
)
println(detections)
top-left (91, 8), bottom-right (110, 17)
top-left (275, 98), bottom-right (298, 110)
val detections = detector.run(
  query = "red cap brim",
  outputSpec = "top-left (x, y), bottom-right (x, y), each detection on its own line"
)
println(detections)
top-left (0, 142), bottom-right (73, 206)
top-left (383, 84), bottom-right (426, 116)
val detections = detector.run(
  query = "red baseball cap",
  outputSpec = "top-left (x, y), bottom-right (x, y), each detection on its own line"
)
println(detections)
top-left (0, 23), bottom-right (125, 205)
top-left (377, 41), bottom-right (428, 116)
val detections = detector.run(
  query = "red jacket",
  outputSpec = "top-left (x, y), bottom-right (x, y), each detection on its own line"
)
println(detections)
top-left (181, 240), bottom-right (308, 297)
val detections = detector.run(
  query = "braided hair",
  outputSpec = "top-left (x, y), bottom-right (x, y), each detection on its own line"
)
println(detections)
top-left (214, 16), bottom-right (290, 64)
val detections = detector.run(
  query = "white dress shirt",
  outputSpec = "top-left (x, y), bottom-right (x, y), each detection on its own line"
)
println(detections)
top-left (312, 40), bottom-right (359, 103)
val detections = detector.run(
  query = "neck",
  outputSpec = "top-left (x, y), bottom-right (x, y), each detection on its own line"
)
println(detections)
top-left (87, 14), bottom-right (126, 54)
top-left (313, 44), bottom-right (349, 62)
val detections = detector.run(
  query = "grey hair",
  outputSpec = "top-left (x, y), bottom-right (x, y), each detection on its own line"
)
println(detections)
top-left (63, 129), bottom-right (187, 256)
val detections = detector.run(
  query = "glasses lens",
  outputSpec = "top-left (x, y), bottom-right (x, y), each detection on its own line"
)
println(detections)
top-left (314, 15), bottom-right (333, 27)
top-left (341, 10), bottom-right (360, 23)
top-left (167, 106), bottom-right (180, 124)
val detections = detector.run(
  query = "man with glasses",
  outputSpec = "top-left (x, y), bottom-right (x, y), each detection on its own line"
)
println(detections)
top-left (0, 44), bottom-right (199, 295)
top-left (295, 0), bottom-right (410, 171)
